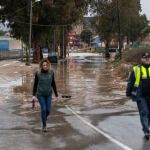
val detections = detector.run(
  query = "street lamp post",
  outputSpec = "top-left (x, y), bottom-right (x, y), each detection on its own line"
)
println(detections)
top-left (62, 25), bottom-right (65, 58)
top-left (116, 0), bottom-right (121, 59)
top-left (28, 0), bottom-right (33, 65)
top-left (27, 0), bottom-right (40, 65)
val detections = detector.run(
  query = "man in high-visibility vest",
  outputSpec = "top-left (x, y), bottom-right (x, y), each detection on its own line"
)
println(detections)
top-left (126, 52), bottom-right (150, 140)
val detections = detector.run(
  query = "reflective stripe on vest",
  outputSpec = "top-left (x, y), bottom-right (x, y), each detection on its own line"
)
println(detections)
top-left (133, 65), bottom-right (150, 87)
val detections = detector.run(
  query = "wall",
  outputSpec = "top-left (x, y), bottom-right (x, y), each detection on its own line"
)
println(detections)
top-left (9, 40), bottom-right (22, 50)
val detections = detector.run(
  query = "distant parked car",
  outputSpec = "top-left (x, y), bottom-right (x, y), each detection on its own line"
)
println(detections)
top-left (48, 52), bottom-right (58, 63)
top-left (109, 48), bottom-right (119, 59)
top-left (109, 48), bottom-right (119, 53)
top-left (42, 48), bottom-right (48, 58)
top-left (42, 48), bottom-right (48, 53)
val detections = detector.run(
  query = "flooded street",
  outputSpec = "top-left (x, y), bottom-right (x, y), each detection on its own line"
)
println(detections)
top-left (0, 54), bottom-right (150, 150)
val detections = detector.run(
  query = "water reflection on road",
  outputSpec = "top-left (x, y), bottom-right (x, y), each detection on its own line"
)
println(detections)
top-left (2, 54), bottom-right (149, 150)
top-left (54, 54), bottom-right (126, 110)
top-left (47, 54), bottom-right (149, 150)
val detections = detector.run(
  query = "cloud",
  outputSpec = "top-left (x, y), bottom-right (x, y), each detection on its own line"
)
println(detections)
top-left (141, 0), bottom-right (150, 19)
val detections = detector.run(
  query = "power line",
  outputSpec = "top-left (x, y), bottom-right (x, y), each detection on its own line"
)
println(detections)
top-left (10, 19), bottom-right (70, 27)
top-left (1, 1), bottom-right (40, 19)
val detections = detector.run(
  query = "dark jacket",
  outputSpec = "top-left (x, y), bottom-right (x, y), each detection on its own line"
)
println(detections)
top-left (126, 64), bottom-right (150, 101)
top-left (33, 70), bottom-right (58, 97)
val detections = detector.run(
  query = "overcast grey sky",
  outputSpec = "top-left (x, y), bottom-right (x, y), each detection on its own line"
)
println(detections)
top-left (141, 0), bottom-right (150, 20)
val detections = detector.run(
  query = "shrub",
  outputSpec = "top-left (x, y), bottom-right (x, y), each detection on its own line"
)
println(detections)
top-left (122, 47), bottom-right (150, 65)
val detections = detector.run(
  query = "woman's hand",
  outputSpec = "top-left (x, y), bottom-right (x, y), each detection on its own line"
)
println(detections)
top-left (32, 96), bottom-right (38, 101)
top-left (55, 94), bottom-right (63, 102)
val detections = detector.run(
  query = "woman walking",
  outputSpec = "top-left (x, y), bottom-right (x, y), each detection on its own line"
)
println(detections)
top-left (32, 59), bottom-right (58, 132)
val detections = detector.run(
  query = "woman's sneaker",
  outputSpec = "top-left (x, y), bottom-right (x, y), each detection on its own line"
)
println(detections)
top-left (42, 126), bottom-right (47, 132)
top-left (144, 133), bottom-right (149, 140)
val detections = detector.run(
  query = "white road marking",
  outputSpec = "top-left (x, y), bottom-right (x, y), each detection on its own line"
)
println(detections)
top-left (65, 105), bottom-right (133, 150)
top-left (0, 61), bottom-right (19, 67)
top-left (1, 64), bottom-right (10, 67)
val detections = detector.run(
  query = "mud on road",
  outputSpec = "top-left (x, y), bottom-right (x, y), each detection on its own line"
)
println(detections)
top-left (0, 56), bottom-right (150, 150)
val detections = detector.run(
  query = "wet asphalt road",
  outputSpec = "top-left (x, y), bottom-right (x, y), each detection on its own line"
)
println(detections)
top-left (0, 54), bottom-right (150, 150)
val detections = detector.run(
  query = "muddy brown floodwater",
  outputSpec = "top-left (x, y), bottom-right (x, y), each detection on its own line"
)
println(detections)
top-left (1, 55), bottom-right (146, 150)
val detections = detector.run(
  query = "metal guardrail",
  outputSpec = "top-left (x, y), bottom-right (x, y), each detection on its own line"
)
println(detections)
top-left (0, 49), bottom-right (24, 60)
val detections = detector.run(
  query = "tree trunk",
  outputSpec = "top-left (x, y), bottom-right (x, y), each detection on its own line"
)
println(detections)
top-left (105, 42), bottom-right (110, 58)
top-left (32, 41), bottom-right (43, 63)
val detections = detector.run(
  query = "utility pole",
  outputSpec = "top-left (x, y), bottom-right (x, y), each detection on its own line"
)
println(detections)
top-left (62, 25), bottom-right (65, 58)
top-left (116, 0), bottom-right (122, 59)
top-left (26, 0), bottom-right (40, 65)
top-left (28, 0), bottom-right (33, 65)
top-left (54, 28), bottom-right (55, 52)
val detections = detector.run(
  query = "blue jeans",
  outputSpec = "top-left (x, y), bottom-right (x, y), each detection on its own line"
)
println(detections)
top-left (137, 97), bottom-right (150, 134)
top-left (37, 95), bottom-right (52, 127)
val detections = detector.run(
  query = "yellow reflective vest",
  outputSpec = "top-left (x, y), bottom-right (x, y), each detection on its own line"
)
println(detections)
top-left (133, 65), bottom-right (150, 87)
